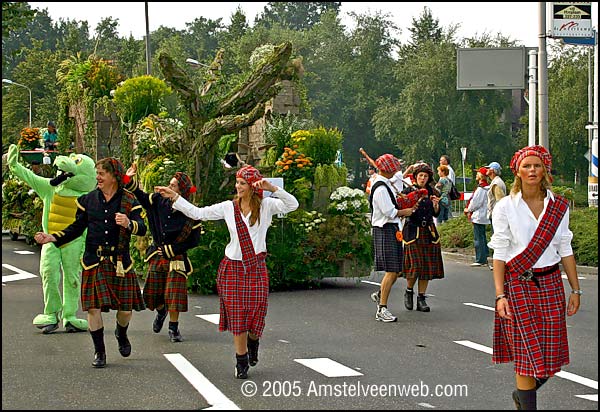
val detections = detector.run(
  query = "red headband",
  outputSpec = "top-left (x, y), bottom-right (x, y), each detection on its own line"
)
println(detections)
top-left (236, 166), bottom-right (264, 198)
top-left (174, 172), bottom-right (196, 200)
top-left (375, 154), bottom-right (402, 174)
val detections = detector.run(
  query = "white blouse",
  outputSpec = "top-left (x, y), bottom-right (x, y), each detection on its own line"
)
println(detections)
top-left (488, 190), bottom-right (574, 267)
top-left (172, 189), bottom-right (299, 261)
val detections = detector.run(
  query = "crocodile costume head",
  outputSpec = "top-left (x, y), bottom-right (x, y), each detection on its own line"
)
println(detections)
top-left (52, 153), bottom-right (97, 196)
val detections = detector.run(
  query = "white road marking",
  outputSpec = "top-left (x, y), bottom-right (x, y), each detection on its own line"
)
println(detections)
top-left (14, 250), bottom-right (35, 255)
top-left (294, 358), bottom-right (363, 377)
top-left (454, 340), bottom-right (598, 398)
top-left (164, 353), bottom-right (239, 410)
top-left (575, 394), bottom-right (597, 401)
top-left (418, 402), bottom-right (436, 408)
top-left (2, 264), bottom-right (37, 282)
top-left (463, 303), bottom-right (494, 311)
top-left (196, 314), bottom-right (220, 325)
top-left (278, 339), bottom-right (290, 343)
top-left (361, 280), bottom-right (380, 286)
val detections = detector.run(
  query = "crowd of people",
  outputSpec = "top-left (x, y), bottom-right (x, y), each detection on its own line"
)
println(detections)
top-left (22, 142), bottom-right (582, 410)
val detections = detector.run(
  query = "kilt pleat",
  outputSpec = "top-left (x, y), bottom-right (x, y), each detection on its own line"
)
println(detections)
top-left (372, 223), bottom-right (403, 273)
top-left (402, 228), bottom-right (444, 280)
top-left (216, 253), bottom-right (269, 337)
top-left (81, 259), bottom-right (145, 312)
top-left (492, 269), bottom-right (569, 378)
top-left (144, 256), bottom-right (188, 312)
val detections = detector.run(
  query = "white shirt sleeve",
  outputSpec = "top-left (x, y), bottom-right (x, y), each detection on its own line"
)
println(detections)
top-left (172, 196), bottom-right (227, 221)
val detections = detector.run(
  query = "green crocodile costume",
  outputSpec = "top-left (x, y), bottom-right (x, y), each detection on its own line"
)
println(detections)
top-left (7, 144), bottom-right (97, 333)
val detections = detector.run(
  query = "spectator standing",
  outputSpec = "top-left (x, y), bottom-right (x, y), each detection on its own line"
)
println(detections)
top-left (486, 161), bottom-right (507, 228)
top-left (488, 145), bottom-right (581, 410)
top-left (435, 164), bottom-right (452, 224)
top-left (439, 155), bottom-right (455, 185)
top-left (464, 167), bottom-right (490, 266)
top-left (34, 158), bottom-right (147, 368)
top-left (155, 166), bottom-right (298, 379)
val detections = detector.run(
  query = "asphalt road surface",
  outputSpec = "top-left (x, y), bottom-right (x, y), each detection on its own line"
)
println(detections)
top-left (2, 233), bottom-right (597, 410)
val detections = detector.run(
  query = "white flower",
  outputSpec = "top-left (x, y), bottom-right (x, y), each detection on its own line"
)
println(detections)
top-left (28, 189), bottom-right (36, 196)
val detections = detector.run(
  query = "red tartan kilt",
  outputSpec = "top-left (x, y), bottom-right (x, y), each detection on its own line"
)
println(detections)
top-left (493, 269), bottom-right (569, 377)
top-left (144, 256), bottom-right (188, 312)
top-left (402, 230), bottom-right (444, 280)
top-left (217, 253), bottom-right (269, 337)
top-left (81, 259), bottom-right (145, 312)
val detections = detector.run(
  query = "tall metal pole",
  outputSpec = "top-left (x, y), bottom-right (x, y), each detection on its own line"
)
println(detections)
top-left (589, 31), bottom-right (598, 207)
top-left (538, 2), bottom-right (549, 149)
top-left (528, 50), bottom-right (537, 146)
top-left (145, 2), bottom-right (151, 75)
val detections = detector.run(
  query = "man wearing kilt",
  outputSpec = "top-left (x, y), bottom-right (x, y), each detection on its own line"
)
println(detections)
top-left (125, 164), bottom-right (202, 343)
top-left (156, 165), bottom-right (298, 379)
top-left (400, 163), bottom-right (444, 312)
top-left (368, 154), bottom-right (415, 322)
top-left (489, 146), bottom-right (581, 410)
top-left (35, 158), bottom-right (147, 368)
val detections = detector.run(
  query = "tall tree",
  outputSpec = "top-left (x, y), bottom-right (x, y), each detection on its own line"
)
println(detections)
top-left (256, 2), bottom-right (341, 30)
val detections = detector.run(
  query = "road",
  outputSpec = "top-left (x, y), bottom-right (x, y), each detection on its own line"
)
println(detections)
top-left (2, 233), bottom-right (597, 410)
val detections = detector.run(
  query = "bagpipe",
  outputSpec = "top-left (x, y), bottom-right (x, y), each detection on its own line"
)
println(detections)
top-left (396, 188), bottom-right (429, 209)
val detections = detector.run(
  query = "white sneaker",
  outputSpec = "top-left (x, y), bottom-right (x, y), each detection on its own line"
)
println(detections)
top-left (375, 307), bottom-right (397, 322)
top-left (470, 262), bottom-right (483, 267)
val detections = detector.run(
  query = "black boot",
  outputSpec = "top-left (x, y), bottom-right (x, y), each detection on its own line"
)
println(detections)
top-left (535, 377), bottom-right (548, 390)
top-left (404, 289), bottom-right (414, 310)
top-left (115, 322), bottom-right (131, 357)
top-left (416, 294), bottom-right (430, 312)
top-left (168, 321), bottom-right (183, 342)
top-left (515, 389), bottom-right (537, 410)
top-left (90, 328), bottom-right (106, 368)
top-left (235, 353), bottom-right (249, 379)
top-left (153, 306), bottom-right (168, 333)
top-left (248, 337), bottom-right (260, 367)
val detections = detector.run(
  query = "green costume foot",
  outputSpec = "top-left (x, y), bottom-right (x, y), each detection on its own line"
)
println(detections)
top-left (64, 318), bottom-right (88, 332)
top-left (33, 313), bottom-right (59, 328)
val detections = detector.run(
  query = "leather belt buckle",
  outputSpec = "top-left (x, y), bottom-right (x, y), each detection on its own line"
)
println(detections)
top-left (518, 269), bottom-right (534, 282)
top-left (420, 220), bottom-right (428, 227)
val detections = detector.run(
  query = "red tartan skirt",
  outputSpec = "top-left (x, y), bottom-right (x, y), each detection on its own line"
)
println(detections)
top-left (401, 229), bottom-right (444, 280)
top-left (492, 269), bottom-right (569, 378)
top-left (81, 258), bottom-right (145, 312)
top-left (216, 253), bottom-right (269, 337)
top-left (143, 255), bottom-right (188, 312)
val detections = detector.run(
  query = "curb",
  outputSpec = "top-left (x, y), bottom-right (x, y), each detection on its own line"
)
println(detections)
top-left (442, 251), bottom-right (598, 276)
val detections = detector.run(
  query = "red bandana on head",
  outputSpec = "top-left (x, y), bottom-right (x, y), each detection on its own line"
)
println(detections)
top-left (510, 145), bottom-right (553, 176)
top-left (106, 157), bottom-right (129, 186)
top-left (174, 172), bottom-right (196, 200)
top-left (236, 165), bottom-right (264, 198)
top-left (375, 154), bottom-right (402, 174)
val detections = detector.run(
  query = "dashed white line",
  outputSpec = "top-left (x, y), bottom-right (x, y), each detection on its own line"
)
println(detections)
top-left (196, 314), bottom-right (220, 325)
top-left (463, 303), bottom-right (494, 311)
top-left (294, 358), bottom-right (363, 377)
top-left (164, 353), bottom-right (239, 410)
top-left (2, 264), bottom-right (37, 282)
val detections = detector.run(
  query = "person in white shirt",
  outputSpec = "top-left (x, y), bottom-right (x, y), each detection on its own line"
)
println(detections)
top-left (156, 166), bottom-right (298, 379)
top-left (439, 155), bottom-right (455, 185)
top-left (464, 167), bottom-right (491, 266)
top-left (488, 145), bottom-right (581, 410)
top-left (485, 161), bottom-right (507, 226)
top-left (368, 154), bottom-right (415, 322)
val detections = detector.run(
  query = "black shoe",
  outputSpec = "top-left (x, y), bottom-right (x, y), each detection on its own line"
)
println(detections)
top-left (168, 329), bottom-right (183, 343)
top-left (235, 354), bottom-right (249, 379)
top-left (153, 309), bottom-right (168, 333)
top-left (404, 290), bottom-right (414, 311)
top-left (416, 295), bottom-right (430, 312)
top-left (92, 352), bottom-right (106, 368)
top-left (65, 322), bottom-right (86, 333)
top-left (41, 323), bottom-right (59, 334)
top-left (248, 338), bottom-right (260, 367)
top-left (115, 325), bottom-right (131, 357)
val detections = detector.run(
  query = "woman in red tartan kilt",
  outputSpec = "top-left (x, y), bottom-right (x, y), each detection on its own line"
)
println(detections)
top-left (35, 158), bottom-right (147, 368)
top-left (400, 163), bottom-right (444, 312)
top-left (156, 166), bottom-right (298, 379)
top-left (489, 146), bottom-right (581, 410)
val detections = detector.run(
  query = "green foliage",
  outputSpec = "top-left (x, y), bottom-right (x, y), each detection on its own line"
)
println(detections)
top-left (291, 127), bottom-right (342, 166)
top-left (314, 164), bottom-right (347, 191)
top-left (186, 221), bottom-right (229, 294)
top-left (113, 76), bottom-right (171, 125)
top-left (264, 113), bottom-right (313, 158)
top-left (1, 178), bottom-right (43, 242)
top-left (138, 155), bottom-right (181, 191)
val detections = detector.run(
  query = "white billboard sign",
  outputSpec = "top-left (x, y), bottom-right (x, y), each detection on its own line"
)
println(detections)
top-left (552, 2), bottom-right (593, 38)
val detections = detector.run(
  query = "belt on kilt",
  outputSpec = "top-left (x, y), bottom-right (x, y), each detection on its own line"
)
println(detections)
top-left (515, 263), bottom-right (559, 287)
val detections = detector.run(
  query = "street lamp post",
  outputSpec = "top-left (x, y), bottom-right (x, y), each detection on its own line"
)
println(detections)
top-left (3, 78), bottom-right (32, 127)
top-left (185, 58), bottom-right (210, 69)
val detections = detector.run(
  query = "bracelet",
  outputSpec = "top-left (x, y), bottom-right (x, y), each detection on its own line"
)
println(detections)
top-left (571, 289), bottom-right (583, 295)
top-left (495, 294), bottom-right (506, 302)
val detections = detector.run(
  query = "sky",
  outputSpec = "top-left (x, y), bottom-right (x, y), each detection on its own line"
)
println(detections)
top-left (28, 2), bottom-right (598, 47)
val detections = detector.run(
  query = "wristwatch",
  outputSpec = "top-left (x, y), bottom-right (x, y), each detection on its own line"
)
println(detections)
top-left (571, 289), bottom-right (583, 295)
